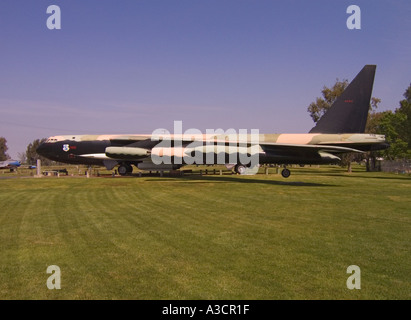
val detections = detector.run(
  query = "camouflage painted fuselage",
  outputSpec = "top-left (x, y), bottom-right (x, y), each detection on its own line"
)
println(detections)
top-left (36, 133), bottom-right (388, 170)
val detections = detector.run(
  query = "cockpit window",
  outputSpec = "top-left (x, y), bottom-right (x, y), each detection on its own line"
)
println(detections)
top-left (45, 135), bottom-right (80, 143)
top-left (46, 136), bottom-right (64, 143)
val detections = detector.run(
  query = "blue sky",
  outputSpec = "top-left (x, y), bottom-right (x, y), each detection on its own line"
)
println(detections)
top-left (1, 0), bottom-right (410, 158)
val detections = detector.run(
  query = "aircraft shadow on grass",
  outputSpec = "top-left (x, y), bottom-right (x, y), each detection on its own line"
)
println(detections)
top-left (143, 174), bottom-right (336, 187)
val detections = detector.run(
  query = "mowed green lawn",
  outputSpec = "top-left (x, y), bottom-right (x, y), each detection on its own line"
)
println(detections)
top-left (0, 167), bottom-right (410, 299)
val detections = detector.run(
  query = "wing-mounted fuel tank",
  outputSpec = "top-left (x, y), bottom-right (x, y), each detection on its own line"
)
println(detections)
top-left (105, 146), bottom-right (151, 159)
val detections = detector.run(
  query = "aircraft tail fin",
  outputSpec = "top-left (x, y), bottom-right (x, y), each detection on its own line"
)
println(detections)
top-left (309, 65), bottom-right (376, 134)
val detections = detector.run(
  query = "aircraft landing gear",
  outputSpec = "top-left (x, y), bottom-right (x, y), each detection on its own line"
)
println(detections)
top-left (281, 168), bottom-right (291, 178)
top-left (118, 163), bottom-right (133, 176)
top-left (234, 164), bottom-right (247, 175)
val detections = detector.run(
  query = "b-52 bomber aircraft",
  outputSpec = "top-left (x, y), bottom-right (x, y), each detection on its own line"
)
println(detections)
top-left (37, 65), bottom-right (389, 178)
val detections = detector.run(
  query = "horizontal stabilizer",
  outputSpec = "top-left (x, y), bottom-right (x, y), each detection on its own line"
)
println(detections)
top-left (260, 142), bottom-right (364, 154)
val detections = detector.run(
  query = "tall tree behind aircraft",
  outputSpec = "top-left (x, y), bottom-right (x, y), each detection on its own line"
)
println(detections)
top-left (307, 79), bottom-right (349, 123)
top-left (398, 83), bottom-right (411, 149)
top-left (0, 137), bottom-right (10, 161)
top-left (372, 84), bottom-right (411, 160)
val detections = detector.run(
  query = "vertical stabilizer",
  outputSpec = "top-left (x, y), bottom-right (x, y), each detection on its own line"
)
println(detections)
top-left (309, 65), bottom-right (376, 134)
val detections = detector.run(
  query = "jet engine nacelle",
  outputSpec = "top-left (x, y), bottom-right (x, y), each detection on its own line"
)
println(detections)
top-left (105, 146), bottom-right (150, 159)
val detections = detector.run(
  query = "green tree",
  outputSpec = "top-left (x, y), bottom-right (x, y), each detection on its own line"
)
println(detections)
top-left (364, 98), bottom-right (383, 171)
top-left (369, 84), bottom-right (411, 161)
top-left (0, 137), bottom-right (10, 161)
top-left (375, 111), bottom-right (410, 160)
top-left (397, 83), bottom-right (411, 149)
top-left (307, 79), bottom-right (349, 123)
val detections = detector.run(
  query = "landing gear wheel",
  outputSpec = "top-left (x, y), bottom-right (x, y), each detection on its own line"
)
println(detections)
top-left (125, 164), bottom-right (133, 174)
top-left (118, 164), bottom-right (130, 176)
top-left (235, 164), bottom-right (247, 175)
top-left (281, 168), bottom-right (291, 178)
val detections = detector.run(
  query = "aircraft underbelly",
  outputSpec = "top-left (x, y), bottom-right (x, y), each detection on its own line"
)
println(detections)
top-left (259, 152), bottom-right (340, 165)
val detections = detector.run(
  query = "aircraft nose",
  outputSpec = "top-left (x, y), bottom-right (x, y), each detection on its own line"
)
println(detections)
top-left (36, 143), bottom-right (49, 157)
